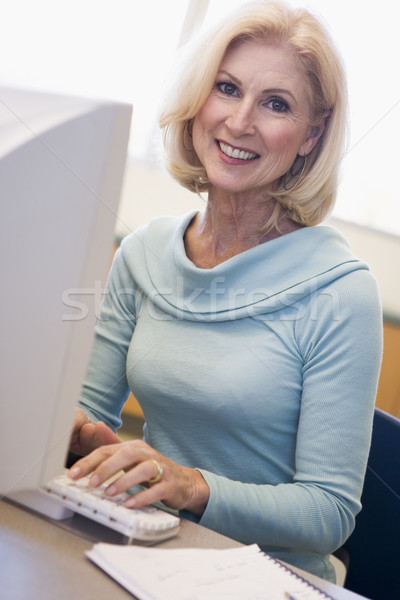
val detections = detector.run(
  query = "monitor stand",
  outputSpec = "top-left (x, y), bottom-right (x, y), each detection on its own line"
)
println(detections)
top-left (8, 488), bottom-right (73, 520)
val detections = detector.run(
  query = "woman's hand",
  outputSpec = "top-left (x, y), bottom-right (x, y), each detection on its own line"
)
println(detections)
top-left (68, 439), bottom-right (210, 518)
top-left (69, 408), bottom-right (121, 456)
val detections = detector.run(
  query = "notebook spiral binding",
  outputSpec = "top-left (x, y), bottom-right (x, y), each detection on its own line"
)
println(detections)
top-left (260, 550), bottom-right (335, 600)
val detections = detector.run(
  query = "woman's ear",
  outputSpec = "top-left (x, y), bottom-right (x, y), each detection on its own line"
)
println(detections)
top-left (299, 113), bottom-right (330, 157)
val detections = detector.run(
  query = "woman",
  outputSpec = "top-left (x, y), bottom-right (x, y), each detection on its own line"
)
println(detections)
top-left (69, 0), bottom-right (382, 582)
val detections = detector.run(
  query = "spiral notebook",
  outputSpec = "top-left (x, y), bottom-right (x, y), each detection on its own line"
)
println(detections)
top-left (86, 543), bottom-right (334, 600)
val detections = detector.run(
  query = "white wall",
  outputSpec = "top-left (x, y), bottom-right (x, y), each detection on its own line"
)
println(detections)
top-left (326, 217), bottom-right (400, 320)
top-left (116, 160), bottom-right (203, 238)
top-left (117, 161), bottom-right (400, 320)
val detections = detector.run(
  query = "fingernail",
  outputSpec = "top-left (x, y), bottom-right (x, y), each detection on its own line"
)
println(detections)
top-left (69, 467), bottom-right (80, 479)
top-left (90, 474), bottom-right (100, 487)
top-left (124, 497), bottom-right (136, 508)
top-left (106, 484), bottom-right (117, 496)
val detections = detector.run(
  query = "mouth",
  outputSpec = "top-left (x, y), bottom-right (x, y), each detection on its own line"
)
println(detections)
top-left (218, 141), bottom-right (259, 161)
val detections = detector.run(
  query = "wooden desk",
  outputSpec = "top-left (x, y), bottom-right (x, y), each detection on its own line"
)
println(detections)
top-left (0, 499), bottom-right (368, 600)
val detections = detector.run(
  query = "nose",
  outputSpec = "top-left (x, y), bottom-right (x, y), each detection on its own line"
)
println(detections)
top-left (225, 100), bottom-right (256, 136)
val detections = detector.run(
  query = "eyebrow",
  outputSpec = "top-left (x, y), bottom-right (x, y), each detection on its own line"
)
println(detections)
top-left (217, 69), bottom-right (297, 103)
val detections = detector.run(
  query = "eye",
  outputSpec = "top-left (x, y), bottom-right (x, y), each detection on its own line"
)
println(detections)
top-left (216, 81), bottom-right (240, 97)
top-left (266, 97), bottom-right (289, 113)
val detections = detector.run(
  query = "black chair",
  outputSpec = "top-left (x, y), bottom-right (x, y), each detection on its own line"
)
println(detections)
top-left (340, 408), bottom-right (400, 599)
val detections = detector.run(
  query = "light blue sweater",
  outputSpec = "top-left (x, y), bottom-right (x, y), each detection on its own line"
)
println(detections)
top-left (80, 211), bottom-right (382, 581)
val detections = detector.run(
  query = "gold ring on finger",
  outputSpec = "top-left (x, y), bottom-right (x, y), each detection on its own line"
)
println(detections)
top-left (148, 459), bottom-right (163, 484)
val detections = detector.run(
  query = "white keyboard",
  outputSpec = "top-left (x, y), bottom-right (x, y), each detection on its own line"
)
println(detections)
top-left (44, 473), bottom-right (180, 543)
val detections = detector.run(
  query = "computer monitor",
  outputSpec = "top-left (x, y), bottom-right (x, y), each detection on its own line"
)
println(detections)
top-left (0, 86), bottom-right (132, 518)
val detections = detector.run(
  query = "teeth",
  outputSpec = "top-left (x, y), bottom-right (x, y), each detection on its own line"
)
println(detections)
top-left (219, 142), bottom-right (258, 161)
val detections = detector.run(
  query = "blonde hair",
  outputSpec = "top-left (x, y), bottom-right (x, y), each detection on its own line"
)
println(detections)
top-left (159, 0), bottom-right (348, 229)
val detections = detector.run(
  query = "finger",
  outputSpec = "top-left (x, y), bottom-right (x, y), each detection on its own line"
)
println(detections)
top-left (80, 423), bottom-right (100, 454)
top-left (104, 459), bottom-right (163, 496)
top-left (95, 421), bottom-right (121, 446)
top-left (92, 445), bottom-right (157, 491)
top-left (68, 443), bottom-right (120, 480)
top-left (73, 442), bottom-right (146, 488)
top-left (69, 409), bottom-right (93, 453)
top-left (69, 432), bottom-right (81, 454)
top-left (123, 482), bottom-right (167, 510)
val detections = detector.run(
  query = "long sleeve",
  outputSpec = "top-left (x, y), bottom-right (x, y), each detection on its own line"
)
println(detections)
top-left (79, 247), bottom-right (139, 430)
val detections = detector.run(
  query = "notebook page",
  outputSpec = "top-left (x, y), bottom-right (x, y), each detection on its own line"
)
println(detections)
top-left (86, 543), bottom-right (333, 600)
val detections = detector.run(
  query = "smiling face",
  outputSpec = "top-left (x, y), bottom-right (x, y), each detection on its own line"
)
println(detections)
top-left (192, 40), bottom-right (323, 197)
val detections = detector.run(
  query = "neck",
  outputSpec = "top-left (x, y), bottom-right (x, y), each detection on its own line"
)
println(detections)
top-left (184, 188), bottom-right (302, 269)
